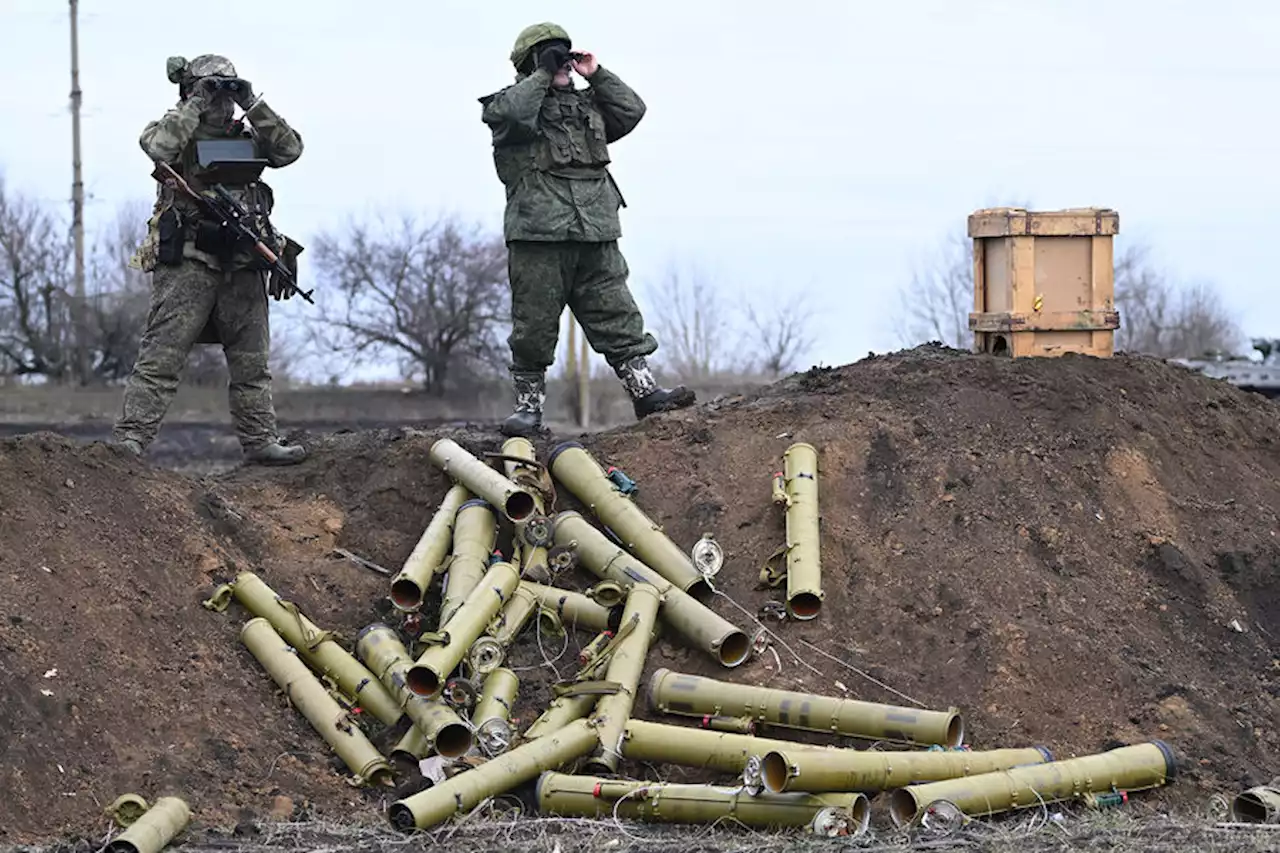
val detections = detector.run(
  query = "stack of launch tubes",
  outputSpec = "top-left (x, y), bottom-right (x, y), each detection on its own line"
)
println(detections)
top-left (204, 436), bottom-right (1179, 838)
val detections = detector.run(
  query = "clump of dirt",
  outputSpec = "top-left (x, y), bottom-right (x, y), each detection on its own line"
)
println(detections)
top-left (1, 345), bottom-right (1278, 844)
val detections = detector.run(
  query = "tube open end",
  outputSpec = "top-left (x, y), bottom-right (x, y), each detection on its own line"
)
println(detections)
top-left (405, 665), bottom-right (440, 698)
top-left (717, 630), bottom-right (751, 668)
top-left (390, 578), bottom-right (424, 611)
top-left (1232, 790), bottom-right (1277, 823)
top-left (583, 753), bottom-right (617, 775)
top-left (888, 789), bottom-right (920, 828)
top-left (504, 490), bottom-right (537, 523)
top-left (537, 608), bottom-right (564, 637)
top-left (850, 793), bottom-right (871, 834)
top-left (434, 722), bottom-right (474, 759)
top-left (388, 803), bottom-right (417, 833)
top-left (761, 751), bottom-right (790, 793)
top-left (106, 844), bottom-right (140, 853)
top-left (686, 577), bottom-right (713, 603)
top-left (788, 591), bottom-right (822, 620)
top-left (944, 713), bottom-right (965, 748)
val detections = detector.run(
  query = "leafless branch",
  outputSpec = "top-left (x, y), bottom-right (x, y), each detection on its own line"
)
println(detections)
top-left (308, 214), bottom-right (510, 394)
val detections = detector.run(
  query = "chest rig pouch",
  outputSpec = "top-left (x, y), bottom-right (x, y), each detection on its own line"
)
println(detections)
top-left (535, 90), bottom-right (611, 173)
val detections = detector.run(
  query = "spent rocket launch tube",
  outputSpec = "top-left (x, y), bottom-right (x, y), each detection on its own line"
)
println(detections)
top-left (649, 668), bottom-right (963, 748)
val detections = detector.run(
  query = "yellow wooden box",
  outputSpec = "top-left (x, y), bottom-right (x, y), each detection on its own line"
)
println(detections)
top-left (968, 207), bottom-right (1121, 358)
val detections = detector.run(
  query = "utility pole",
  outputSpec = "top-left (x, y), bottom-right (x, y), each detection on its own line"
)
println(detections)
top-left (69, 0), bottom-right (88, 384)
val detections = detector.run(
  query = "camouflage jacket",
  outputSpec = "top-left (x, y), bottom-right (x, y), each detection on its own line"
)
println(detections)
top-left (133, 97), bottom-right (303, 273)
top-left (480, 66), bottom-right (646, 243)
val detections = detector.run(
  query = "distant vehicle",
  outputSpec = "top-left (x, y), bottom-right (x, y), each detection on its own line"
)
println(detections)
top-left (1172, 338), bottom-right (1280, 399)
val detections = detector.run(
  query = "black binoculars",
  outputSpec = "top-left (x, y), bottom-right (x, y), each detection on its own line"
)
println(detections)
top-left (209, 77), bottom-right (249, 94)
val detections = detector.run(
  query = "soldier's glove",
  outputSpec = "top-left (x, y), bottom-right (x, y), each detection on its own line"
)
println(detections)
top-left (268, 273), bottom-right (293, 301)
top-left (187, 77), bottom-right (220, 104)
top-left (538, 43), bottom-right (571, 74)
top-left (268, 236), bottom-right (304, 301)
top-left (226, 78), bottom-right (255, 109)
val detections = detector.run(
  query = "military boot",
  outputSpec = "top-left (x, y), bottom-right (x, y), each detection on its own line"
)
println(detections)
top-left (615, 355), bottom-right (696, 419)
top-left (245, 441), bottom-right (307, 466)
top-left (116, 438), bottom-right (143, 457)
top-left (500, 371), bottom-right (547, 438)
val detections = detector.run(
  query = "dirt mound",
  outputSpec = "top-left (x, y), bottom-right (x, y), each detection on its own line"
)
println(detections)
top-left (2, 346), bottom-right (1279, 843)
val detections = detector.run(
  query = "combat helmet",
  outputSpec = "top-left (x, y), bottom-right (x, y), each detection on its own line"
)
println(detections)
top-left (166, 54), bottom-right (237, 93)
top-left (510, 23), bottom-right (570, 71)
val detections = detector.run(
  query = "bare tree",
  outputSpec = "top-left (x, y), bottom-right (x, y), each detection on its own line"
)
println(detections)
top-left (0, 178), bottom-right (74, 380)
top-left (645, 264), bottom-right (742, 381)
top-left (1114, 244), bottom-right (1242, 357)
top-left (894, 231), bottom-right (974, 350)
top-left (741, 292), bottom-right (817, 378)
top-left (85, 200), bottom-right (150, 381)
top-left (309, 215), bottom-right (510, 394)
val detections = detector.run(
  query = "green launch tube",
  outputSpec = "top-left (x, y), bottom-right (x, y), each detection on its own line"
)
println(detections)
top-left (585, 582), bottom-right (662, 773)
top-left (390, 484), bottom-right (469, 611)
top-left (522, 580), bottom-right (623, 634)
top-left (1232, 786), bottom-right (1280, 823)
top-left (535, 773), bottom-right (870, 836)
top-left (474, 667), bottom-right (520, 756)
top-left (212, 572), bottom-right (403, 726)
top-left (523, 693), bottom-right (600, 740)
top-left (778, 442), bottom-right (822, 620)
top-left (428, 438), bottom-right (537, 523)
top-left (241, 618), bottom-right (393, 786)
top-left (888, 740), bottom-right (1178, 827)
top-left (105, 797), bottom-right (192, 853)
top-left (548, 442), bottom-right (710, 599)
top-left (388, 717), bottom-right (598, 831)
top-left (761, 745), bottom-right (1054, 794)
top-left (354, 624), bottom-right (473, 758)
top-left (620, 719), bottom-right (921, 776)
top-left (408, 561), bottom-right (520, 698)
top-left (501, 437), bottom-right (554, 573)
top-left (439, 499), bottom-right (499, 628)
top-left (471, 581), bottom-right (540, 674)
top-left (554, 510), bottom-right (750, 667)
top-left (648, 668), bottom-right (963, 748)
top-left (391, 725), bottom-right (433, 764)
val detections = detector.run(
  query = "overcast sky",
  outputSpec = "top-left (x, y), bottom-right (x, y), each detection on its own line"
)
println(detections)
top-left (2, 1), bottom-right (1277, 381)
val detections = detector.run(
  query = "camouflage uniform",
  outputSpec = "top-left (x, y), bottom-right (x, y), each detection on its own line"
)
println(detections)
top-left (481, 23), bottom-right (695, 436)
top-left (113, 55), bottom-right (306, 465)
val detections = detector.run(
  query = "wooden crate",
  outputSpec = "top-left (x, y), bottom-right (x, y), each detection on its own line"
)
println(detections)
top-left (968, 207), bottom-right (1121, 358)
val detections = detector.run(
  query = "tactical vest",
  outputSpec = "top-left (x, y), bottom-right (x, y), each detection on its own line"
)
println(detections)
top-left (494, 87), bottom-right (612, 188)
top-left (147, 121), bottom-right (281, 273)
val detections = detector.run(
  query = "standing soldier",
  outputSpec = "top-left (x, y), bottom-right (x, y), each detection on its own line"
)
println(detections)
top-left (480, 23), bottom-right (696, 438)
top-left (113, 54), bottom-right (307, 465)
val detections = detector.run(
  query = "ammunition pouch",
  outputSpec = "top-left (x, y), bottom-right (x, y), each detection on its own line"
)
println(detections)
top-left (156, 208), bottom-right (185, 266)
top-left (193, 220), bottom-right (233, 257)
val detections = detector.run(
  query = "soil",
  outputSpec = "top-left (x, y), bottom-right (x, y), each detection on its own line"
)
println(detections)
top-left (1, 344), bottom-right (1277, 845)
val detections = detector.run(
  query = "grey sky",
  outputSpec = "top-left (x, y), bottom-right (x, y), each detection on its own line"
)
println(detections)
top-left (2, 0), bottom-right (1277, 380)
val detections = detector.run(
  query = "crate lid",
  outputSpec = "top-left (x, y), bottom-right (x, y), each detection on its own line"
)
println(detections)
top-left (968, 207), bottom-right (1120, 238)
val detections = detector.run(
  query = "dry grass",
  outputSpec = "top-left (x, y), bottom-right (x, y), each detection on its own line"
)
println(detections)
top-left (12, 808), bottom-right (1280, 853)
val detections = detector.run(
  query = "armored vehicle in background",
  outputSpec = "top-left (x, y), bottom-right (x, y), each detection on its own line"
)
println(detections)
top-left (1172, 338), bottom-right (1280, 399)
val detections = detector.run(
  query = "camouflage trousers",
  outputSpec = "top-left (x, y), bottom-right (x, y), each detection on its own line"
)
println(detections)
top-left (113, 260), bottom-right (279, 451)
top-left (507, 240), bottom-right (658, 374)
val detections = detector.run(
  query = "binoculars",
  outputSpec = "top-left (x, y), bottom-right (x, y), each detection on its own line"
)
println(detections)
top-left (208, 77), bottom-right (249, 94)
